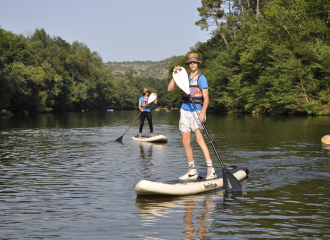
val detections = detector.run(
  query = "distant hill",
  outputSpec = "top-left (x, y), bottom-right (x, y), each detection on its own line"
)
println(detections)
top-left (105, 56), bottom-right (177, 79)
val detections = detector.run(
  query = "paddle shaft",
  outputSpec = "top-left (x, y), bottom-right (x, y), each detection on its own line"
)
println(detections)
top-left (117, 112), bottom-right (141, 141)
top-left (188, 96), bottom-right (225, 169)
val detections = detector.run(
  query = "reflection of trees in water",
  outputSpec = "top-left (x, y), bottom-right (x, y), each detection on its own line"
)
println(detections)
top-left (139, 143), bottom-right (154, 178)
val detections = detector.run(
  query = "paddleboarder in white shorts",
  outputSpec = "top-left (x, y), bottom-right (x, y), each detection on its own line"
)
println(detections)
top-left (167, 53), bottom-right (217, 180)
top-left (138, 88), bottom-right (157, 138)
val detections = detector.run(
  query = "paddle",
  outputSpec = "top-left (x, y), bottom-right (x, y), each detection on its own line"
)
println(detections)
top-left (173, 67), bottom-right (242, 192)
top-left (115, 112), bottom-right (141, 142)
top-left (115, 93), bottom-right (157, 142)
top-left (148, 93), bottom-right (157, 104)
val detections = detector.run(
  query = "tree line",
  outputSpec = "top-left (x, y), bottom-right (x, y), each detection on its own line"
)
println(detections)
top-left (1, 0), bottom-right (330, 115)
top-left (0, 28), bottom-right (170, 114)
top-left (167, 0), bottom-right (330, 115)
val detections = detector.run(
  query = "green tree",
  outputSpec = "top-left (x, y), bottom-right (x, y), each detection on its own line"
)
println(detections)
top-left (195, 0), bottom-right (225, 31)
top-left (65, 41), bottom-right (102, 110)
top-left (196, 0), bottom-right (231, 48)
top-left (192, 0), bottom-right (330, 115)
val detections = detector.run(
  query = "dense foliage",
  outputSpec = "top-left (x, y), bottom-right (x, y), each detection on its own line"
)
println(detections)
top-left (167, 0), bottom-right (330, 115)
top-left (1, 0), bottom-right (330, 115)
top-left (0, 28), bottom-right (169, 114)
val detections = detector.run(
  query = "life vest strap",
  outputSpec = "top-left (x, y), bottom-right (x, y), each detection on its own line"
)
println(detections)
top-left (182, 96), bottom-right (203, 103)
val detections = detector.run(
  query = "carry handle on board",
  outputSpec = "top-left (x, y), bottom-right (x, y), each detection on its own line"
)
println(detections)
top-left (172, 67), bottom-right (242, 192)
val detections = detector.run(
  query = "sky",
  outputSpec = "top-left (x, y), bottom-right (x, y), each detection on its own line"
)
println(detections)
top-left (0, 0), bottom-right (215, 63)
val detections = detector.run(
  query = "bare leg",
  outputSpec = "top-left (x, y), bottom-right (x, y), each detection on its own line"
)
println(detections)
top-left (181, 131), bottom-right (194, 163)
top-left (195, 129), bottom-right (212, 162)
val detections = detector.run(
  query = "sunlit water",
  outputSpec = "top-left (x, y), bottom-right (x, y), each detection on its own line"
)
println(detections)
top-left (1, 111), bottom-right (330, 239)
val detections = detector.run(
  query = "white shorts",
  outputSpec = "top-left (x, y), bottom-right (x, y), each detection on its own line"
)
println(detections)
top-left (179, 109), bottom-right (204, 132)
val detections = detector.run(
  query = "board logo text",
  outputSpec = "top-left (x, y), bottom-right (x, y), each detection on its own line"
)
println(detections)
top-left (204, 182), bottom-right (218, 190)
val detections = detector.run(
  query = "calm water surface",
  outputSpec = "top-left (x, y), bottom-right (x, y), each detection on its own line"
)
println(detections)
top-left (0, 110), bottom-right (330, 239)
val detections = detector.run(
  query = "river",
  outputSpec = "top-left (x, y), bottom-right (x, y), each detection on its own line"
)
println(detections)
top-left (0, 110), bottom-right (329, 239)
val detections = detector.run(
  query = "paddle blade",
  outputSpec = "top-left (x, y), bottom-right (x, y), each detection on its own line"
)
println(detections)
top-left (223, 168), bottom-right (242, 192)
top-left (148, 93), bottom-right (157, 104)
top-left (115, 135), bottom-right (123, 142)
top-left (173, 67), bottom-right (190, 94)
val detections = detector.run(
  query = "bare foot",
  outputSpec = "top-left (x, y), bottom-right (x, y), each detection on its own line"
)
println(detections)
top-left (151, 133), bottom-right (154, 137)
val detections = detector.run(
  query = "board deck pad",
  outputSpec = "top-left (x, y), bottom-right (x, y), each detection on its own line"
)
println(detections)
top-left (133, 135), bottom-right (152, 138)
top-left (164, 168), bottom-right (243, 184)
top-left (131, 135), bottom-right (167, 142)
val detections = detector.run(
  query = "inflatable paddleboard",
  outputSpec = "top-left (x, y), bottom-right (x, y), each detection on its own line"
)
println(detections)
top-left (135, 167), bottom-right (248, 196)
top-left (132, 135), bottom-right (167, 142)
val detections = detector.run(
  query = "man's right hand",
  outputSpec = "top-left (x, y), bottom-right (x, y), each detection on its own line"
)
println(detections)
top-left (173, 66), bottom-right (181, 74)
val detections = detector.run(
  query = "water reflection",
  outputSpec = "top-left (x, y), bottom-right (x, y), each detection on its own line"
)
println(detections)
top-left (222, 191), bottom-right (244, 212)
top-left (136, 193), bottom-right (225, 239)
top-left (321, 144), bottom-right (330, 153)
top-left (182, 195), bottom-right (215, 239)
top-left (136, 141), bottom-right (167, 179)
top-left (139, 143), bottom-right (154, 179)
